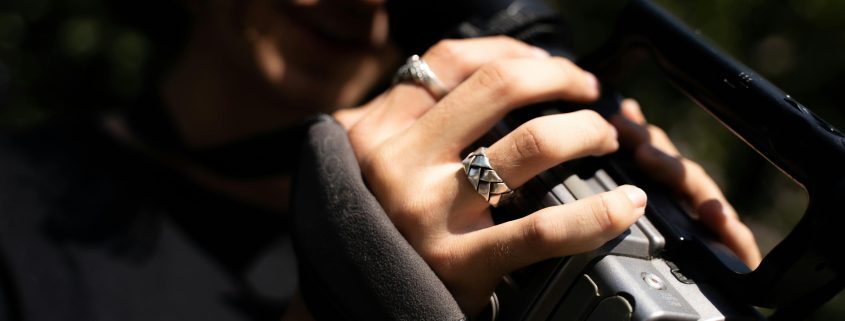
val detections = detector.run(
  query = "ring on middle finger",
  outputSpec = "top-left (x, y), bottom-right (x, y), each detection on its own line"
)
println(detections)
top-left (392, 54), bottom-right (449, 99)
top-left (462, 147), bottom-right (514, 207)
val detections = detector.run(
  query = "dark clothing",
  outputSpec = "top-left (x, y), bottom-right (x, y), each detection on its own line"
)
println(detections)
top-left (293, 115), bottom-right (466, 321)
top-left (0, 119), bottom-right (297, 321)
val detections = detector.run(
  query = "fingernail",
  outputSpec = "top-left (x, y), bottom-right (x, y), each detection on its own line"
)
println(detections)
top-left (531, 47), bottom-right (551, 58)
top-left (621, 185), bottom-right (647, 209)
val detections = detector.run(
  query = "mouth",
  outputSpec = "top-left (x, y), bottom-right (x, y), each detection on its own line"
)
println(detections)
top-left (276, 1), bottom-right (385, 49)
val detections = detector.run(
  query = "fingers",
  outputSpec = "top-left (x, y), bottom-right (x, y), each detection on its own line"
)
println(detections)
top-left (409, 57), bottom-right (600, 154)
top-left (371, 37), bottom-right (546, 121)
top-left (422, 36), bottom-right (550, 90)
top-left (429, 185), bottom-right (646, 314)
top-left (333, 105), bottom-right (375, 129)
top-left (615, 99), bottom-right (761, 268)
top-left (613, 99), bottom-right (679, 155)
top-left (484, 111), bottom-right (619, 189)
top-left (349, 37), bottom-right (547, 160)
top-left (620, 98), bottom-right (646, 125)
top-left (698, 200), bottom-right (762, 269)
top-left (640, 151), bottom-right (761, 266)
top-left (388, 36), bottom-right (549, 119)
top-left (461, 185), bottom-right (647, 276)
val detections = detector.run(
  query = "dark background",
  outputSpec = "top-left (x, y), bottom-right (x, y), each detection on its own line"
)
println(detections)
top-left (0, 0), bottom-right (842, 319)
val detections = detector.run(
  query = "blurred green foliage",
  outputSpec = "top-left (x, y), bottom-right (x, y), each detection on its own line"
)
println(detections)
top-left (0, 0), bottom-right (843, 319)
top-left (0, 0), bottom-right (186, 127)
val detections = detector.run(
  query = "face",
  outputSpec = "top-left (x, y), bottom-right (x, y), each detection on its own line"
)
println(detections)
top-left (200, 0), bottom-right (398, 112)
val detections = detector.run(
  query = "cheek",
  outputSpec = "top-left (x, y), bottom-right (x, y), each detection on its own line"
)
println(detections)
top-left (230, 0), bottom-right (396, 108)
top-left (249, 32), bottom-right (287, 84)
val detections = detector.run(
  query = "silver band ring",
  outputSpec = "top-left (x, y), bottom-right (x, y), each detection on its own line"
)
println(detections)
top-left (392, 55), bottom-right (449, 99)
top-left (462, 147), bottom-right (513, 207)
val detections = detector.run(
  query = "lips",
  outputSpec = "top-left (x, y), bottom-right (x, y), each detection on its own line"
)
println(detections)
top-left (276, 1), bottom-right (382, 49)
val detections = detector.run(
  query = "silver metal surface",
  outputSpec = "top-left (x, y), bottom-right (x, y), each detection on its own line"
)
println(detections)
top-left (563, 175), bottom-right (595, 199)
top-left (642, 272), bottom-right (666, 290)
top-left (537, 171), bottom-right (576, 204)
top-left (523, 171), bottom-right (672, 321)
top-left (584, 177), bottom-right (606, 194)
top-left (392, 54), bottom-right (449, 99)
top-left (491, 292), bottom-right (501, 321)
top-left (594, 169), bottom-right (618, 190)
top-left (462, 147), bottom-right (513, 206)
top-left (588, 256), bottom-right (700, 321)
top-left (550, 275), bottom-right (601, 321)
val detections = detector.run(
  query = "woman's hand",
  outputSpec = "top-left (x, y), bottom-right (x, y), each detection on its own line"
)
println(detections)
top-left (338, 36), bottom-right (647, 314)
top-left (612, 99), bottom-right (762, 268)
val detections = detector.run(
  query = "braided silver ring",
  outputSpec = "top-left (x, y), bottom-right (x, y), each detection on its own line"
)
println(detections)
top-left (392, 55), bottom-right (449, 99)
top-left (462, 147), bottom-right (513, 207)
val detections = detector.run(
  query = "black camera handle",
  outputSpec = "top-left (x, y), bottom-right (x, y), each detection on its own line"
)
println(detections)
top-left (581, 0), bottom-right (845, 314)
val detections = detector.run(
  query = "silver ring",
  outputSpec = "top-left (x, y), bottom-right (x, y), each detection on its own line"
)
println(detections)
top-left (392, 55), bottom-right (449, 99)
top-left (462, 147), bottom-right (513, 207)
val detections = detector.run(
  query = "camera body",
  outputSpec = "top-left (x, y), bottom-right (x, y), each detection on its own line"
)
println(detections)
top-left (486, 114), bottom-right (762, 321)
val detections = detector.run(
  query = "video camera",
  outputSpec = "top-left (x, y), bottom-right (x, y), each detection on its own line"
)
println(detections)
top-left (389, 0), bottom-right (845, 320)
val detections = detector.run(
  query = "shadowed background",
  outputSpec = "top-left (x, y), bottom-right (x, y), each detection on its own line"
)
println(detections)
top-left (0, 0), bottom-right (842, 319)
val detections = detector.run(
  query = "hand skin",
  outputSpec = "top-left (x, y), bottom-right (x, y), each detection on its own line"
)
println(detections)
top-left (611, 99), bottom-right (762, 268)
top-left (341, 36), bottom-right (647, 315)
top-left (338, 36), bottom-right (762, 317)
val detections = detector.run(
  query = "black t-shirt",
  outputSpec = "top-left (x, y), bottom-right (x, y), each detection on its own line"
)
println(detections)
top-left (0, 119), bottom-right (297, 321)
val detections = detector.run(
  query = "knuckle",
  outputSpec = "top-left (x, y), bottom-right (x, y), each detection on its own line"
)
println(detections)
top-left (572, 110), bottom-right (614, 153)
top-left (513, 121), bottom-right (548, 161)
top-left (591, 192), bottom-right (631, 232)
top-left (427, 39), bottom-right (467, 67)
top-left (477, 62), bottom-right (521, 96)
top-left (525, 212), bottom-right (559, 248)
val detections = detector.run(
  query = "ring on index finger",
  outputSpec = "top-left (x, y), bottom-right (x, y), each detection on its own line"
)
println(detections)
top-left (393, 55), bottom-right (449, 99)
top-left (462, 147), bottom-right (514, 207)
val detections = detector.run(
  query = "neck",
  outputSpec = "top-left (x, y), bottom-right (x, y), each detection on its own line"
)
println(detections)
top-left (161, 26), bottom-right (312, 149)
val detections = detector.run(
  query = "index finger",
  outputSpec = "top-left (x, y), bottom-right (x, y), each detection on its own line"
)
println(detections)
top-left (406, 57), bottom-right (600, 156)
top-left (460, 185), bottom-right (647, 275)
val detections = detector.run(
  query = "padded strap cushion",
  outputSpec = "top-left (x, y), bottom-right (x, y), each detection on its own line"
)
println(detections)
top-left (292, 114), bottom-right (466, 321)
